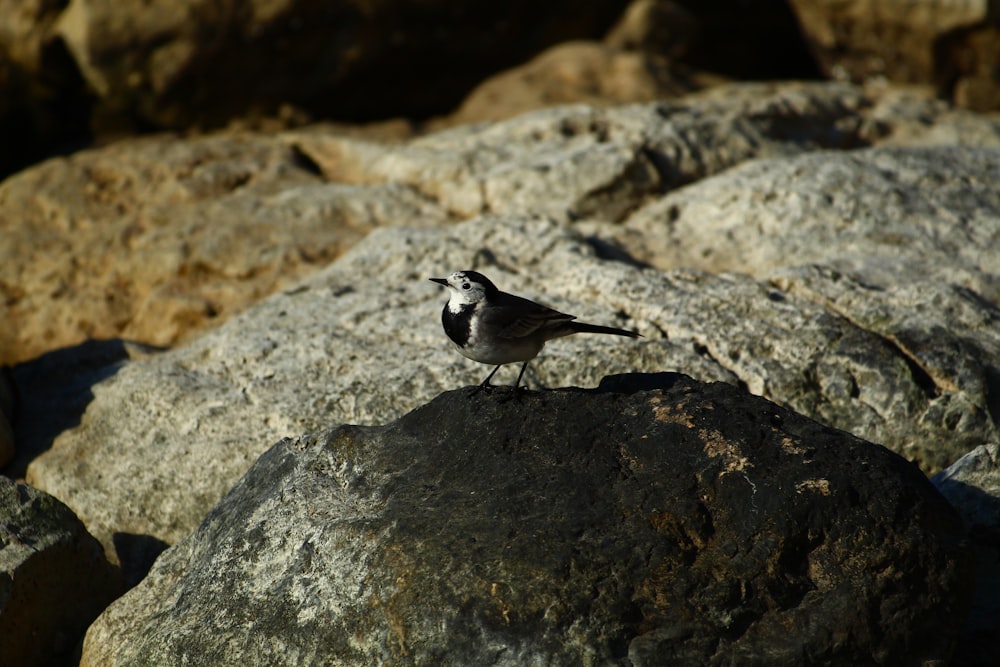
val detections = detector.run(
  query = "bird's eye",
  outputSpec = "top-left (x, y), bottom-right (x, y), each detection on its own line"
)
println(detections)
top-left (462, 283), bottom-right (470, 290)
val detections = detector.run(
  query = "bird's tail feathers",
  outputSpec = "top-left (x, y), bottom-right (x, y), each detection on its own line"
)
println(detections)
top-left (568, 321), bottom-right (641, 338)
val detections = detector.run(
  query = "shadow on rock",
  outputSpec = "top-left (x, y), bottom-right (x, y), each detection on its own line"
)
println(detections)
top-left (113, 532), bottom-right (172, 590)
top-left (3, 338), bottom-right (159, 478)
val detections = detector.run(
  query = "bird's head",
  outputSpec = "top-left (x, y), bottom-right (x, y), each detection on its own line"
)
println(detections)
top-left (429, 270), bottom-right (497, 306)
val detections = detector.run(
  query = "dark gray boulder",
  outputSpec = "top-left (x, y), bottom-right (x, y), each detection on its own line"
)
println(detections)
top-left (0, 477), bottom-right (122, 666)
top-left (81, 375), bottom-right (971, 665)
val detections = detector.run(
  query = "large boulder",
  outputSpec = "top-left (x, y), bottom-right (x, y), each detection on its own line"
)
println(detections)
top-left (79, 376), bottom-right (972, 665)
top-left (0, 476), bottom-right (122, 667)
top-left (24, 203), bottom-right (999, 575)
top-left (0, 131), bottom-right (448, 365)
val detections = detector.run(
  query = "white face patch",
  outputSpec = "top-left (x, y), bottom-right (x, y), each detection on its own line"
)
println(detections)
top-left (445, 271), bottom-right (488, 308)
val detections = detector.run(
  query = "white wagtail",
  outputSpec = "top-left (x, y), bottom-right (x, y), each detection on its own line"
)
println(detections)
top-left (430, 270), bottom-right (641, 392)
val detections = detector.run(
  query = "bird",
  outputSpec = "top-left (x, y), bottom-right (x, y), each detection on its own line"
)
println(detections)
top-left (429, 270), bottom-right (641, 392)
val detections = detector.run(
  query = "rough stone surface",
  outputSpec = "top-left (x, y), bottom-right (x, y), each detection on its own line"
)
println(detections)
top-left (0, 476), bottom-right (122, 667)
top-left (307, 82), bottom-right (871, 224)
top-left (22, 218), bottom-right (720, 567)
top-left (617, 146), bottom-right (1000, 298)
top-left (611, 147), bottom-right (1000, 472)
top-left (79, 377), bottom-right (972, 666)
top-left (786, 0), bottom-right (999, 109)
top-left (440, 40), bottom-right (699, 127)
top-left (25, 210), bottom-right (998, 577)
top-left (933, 444), bottom-right (1000, 665)
top-left (8, 82), bottom-right (999, 369)
top-left (0, 131), bottom-right (449, 365)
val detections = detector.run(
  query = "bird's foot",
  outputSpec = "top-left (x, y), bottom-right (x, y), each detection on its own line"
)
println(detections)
top-left (467, 382), bottom-right (494, 398)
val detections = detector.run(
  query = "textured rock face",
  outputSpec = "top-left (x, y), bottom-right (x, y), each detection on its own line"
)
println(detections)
top-left (24, 198), bottom-right (999, 575)
top-left (0, 132), bottom-right (448, 365)
top-left (618, 146), bottom-right (1000, 298)
top-left (80, 377), bottom-right (972, 666)
top-left (0, 476), bottom-right (122, 667)
top-left (442, 40), bottom-right (696, 126)
top-left (6, 82), bottom-right (998, 369)
top-left (786, 0), bottom-right (997, 108)
top-left (5, 80), bottom-right (1000, 663)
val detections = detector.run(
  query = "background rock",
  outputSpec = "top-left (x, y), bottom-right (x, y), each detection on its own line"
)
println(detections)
top-left (54, 0), bottom-right (626, 129)
top-left (0, 476), bottom-right (122, 667)
top-left (610, 146), bottom-right (1000, 471)
top-left (615, 146), bottom-right (1000, 297)
top-left (785, 0), bottom-right (1000, 110)
top-left (7, 82), bottom-right (999, 369)
top-left (439, 41), bottom-right (702, 127)
top-left (304, 81), bottom-right (871, 224)
top-left (0, 131), bottom-right (449, 365)
top-left (1, 82), bottom-right (867, 367)
top-left (79, 377), bottom-right (971, 666)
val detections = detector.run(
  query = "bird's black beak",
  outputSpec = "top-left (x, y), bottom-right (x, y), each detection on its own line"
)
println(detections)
top-left (429, 278), bottom-right (448, 286)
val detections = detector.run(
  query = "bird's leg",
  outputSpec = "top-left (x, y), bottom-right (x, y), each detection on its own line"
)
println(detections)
top-left (469, 364), bottom-right (502, 396)
top-left (513, 361), bottom-right (530, 392)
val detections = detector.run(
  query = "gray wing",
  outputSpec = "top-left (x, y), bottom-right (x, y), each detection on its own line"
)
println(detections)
top-left (481, 293), bottom-right (576, 340)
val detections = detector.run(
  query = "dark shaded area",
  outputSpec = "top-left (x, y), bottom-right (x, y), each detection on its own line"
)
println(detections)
top-left (0, 38), bottom-right (95, 182)
top-left (672, 0), bottom-right (822, 80)
top-left (156, 1), bottom-right (631, 126)
top-left (930, 476), bottom-right (1000, 667)
top-left (113, 532), bottom-right (172, 590)
top-left (0, 477), bottom-right (123, 667)
top-left (0, 0), bottom-right (834, 183)
top-left (595, 370), bottom-right (685, 393)
top-left (3, 339), bottom-right (155, 479)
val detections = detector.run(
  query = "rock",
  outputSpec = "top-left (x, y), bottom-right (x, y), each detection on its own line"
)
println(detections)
top-left (301, 81), bottom-right (872, 224)
top-left (860, 83), bottom-right (1000, 147)
top-left (25, 210), bottom-right (995, 577)
top-left (23, 217), bottom-right (728, 569)
top-left (3, 339), bottom-right (156, 480)
top-left (605, 0), bottom-right (700, 59)
top-left (0, 131), bottom-right (449, 365)
top-left (53, 0), bottom-right (627, 130)
top-left (0, 476), bottom-right (122, 667)
top-left (612, 146), bottom-right (1000, 472)
top-left (10, 82), bottom-right (997, 368)
top-left (932, 444), bottom-right (1000, 665)
top-left (79, 376), bottom-right (972, 665)
top-left (617, 146), bottom-right (1000, 297)
top-left (440, 41), bottom-right (700, 127)
top-left (786, 0), bottom-right (1000, 110)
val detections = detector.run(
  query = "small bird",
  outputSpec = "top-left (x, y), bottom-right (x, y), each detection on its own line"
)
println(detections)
top-left (430, 270), bottom-right (640, 392)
